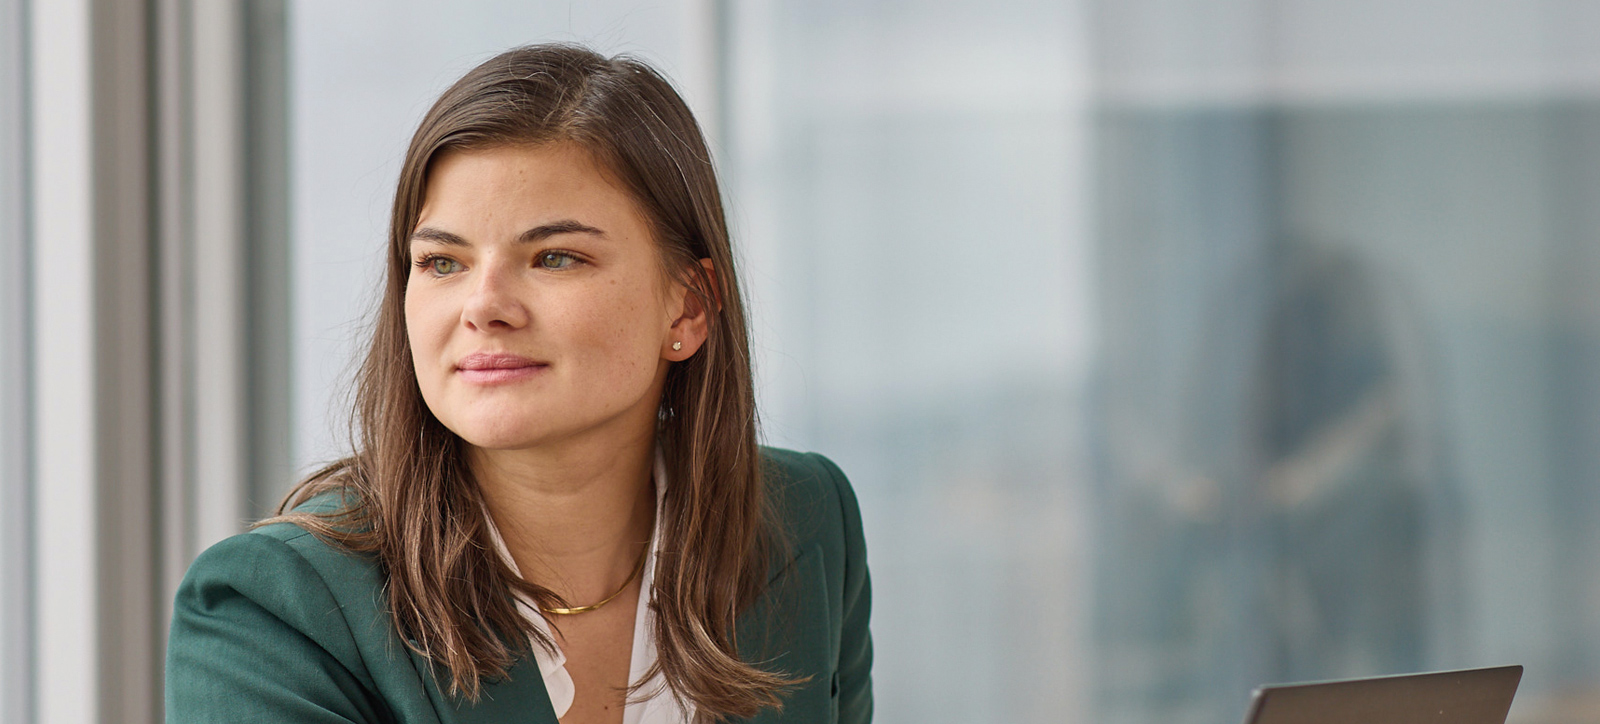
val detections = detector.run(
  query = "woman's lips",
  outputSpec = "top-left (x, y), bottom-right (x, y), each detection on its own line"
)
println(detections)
top-left (455, 353), bottom-right (548, 384)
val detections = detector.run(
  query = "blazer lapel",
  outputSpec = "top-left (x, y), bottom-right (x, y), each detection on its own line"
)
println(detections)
top-left (429, 651), bottom-right (561, 724)
top-left (733, 542), bottom-right (834, 724)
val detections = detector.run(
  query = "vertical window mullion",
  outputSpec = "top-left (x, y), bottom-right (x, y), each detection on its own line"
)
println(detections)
top-left (0, 0), bottom-right (35, 720)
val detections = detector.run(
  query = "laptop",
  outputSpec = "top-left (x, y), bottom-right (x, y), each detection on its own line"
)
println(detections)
top-left (1243, 665), bottom-right (1523, 724)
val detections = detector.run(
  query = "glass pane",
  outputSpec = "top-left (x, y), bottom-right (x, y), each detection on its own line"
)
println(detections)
top-left (733, 1), bottom-right (1600, 723)
top-left (1094, 102), bottom-right (1600, 724)
top-left (1089, 4), bottom-right (1600, 724)
top-left (725, 0), bottom-right (1096, 721)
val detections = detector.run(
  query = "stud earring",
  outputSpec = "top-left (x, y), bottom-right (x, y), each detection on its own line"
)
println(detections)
top-left (672, 342), bottom-right (683, 351)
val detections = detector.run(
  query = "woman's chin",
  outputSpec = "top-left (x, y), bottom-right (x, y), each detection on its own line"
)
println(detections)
top-left (459, 430), bottom-right (546, 452)
top-left (434, 395), bottom-right (655, 452)
top-left (440, 416), bottom-right (551, 451)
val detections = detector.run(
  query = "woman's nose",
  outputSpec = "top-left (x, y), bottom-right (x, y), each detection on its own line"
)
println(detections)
top-left (461, 263), bottom-right (529, 331)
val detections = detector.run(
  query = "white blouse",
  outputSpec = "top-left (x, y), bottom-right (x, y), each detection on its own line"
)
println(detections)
top-left (484, 454), bottom-right (692, 723)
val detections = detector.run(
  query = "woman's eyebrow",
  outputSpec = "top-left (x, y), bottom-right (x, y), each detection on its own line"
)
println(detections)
top-left (411, 227), bottom-right (468, 246)
top-left (517, 220), bottom-right (606, 243)
top-left (409, 220), bottom-right (606, 247)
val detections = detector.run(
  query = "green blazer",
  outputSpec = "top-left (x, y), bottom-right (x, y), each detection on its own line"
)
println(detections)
top-left (165, 448), bottom-right (872, 723)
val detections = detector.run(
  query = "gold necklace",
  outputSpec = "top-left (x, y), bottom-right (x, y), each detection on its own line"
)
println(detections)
top-left (540, 545), bottom-right (650, 616)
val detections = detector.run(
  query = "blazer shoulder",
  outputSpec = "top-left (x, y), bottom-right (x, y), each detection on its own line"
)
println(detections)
top-left (169, 510), bottom-right (439, 722)
top-left (747, 448), bottom-right (873, 723)
top-left (178, 519), bottom-right (387, 666)
top-left (759, 446), bottom-right (853, 503)
top-left (758, 446), bottom-right (864, 563)
top-left (177, 489), bottom-right (394, 674)
top-left (169, 526), bottom-right (386, 718)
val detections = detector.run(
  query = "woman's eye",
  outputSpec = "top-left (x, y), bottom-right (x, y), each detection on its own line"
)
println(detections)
top-left (415, 255), bottom-right (463, 276)
top-left (537, 251), bottom-right (578, 270)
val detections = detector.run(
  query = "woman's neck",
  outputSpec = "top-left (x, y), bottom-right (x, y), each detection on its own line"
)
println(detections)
top-left (469, 432), bottom-right (657, 606)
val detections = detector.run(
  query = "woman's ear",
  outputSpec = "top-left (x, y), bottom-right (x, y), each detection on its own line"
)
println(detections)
top-left (694, 258), bottom-right (722, 312)
top-left (665, 259), bottom-right (718, 360)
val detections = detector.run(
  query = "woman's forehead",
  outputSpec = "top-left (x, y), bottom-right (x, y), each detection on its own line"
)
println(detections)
top-left (414, 143), bottom-right (649, 234)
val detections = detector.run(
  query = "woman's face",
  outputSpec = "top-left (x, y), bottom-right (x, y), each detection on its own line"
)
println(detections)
top-left (404, 143), bottom-right (693, 452)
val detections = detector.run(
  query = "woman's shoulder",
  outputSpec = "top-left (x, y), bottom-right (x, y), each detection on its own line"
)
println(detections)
top-left (757, 446), bottom-right (865, 562)
top-left (168, 494), bottom-right (421, 721)
top-left (759, 445), bottom-right (852, 501)
top-left (748, 447), bottom-right (873, 723)
top-left (188, 491), bottom-right (379, 586)
top-left (177, 491), bottom-right (388, 643)
top-left (175, 491), bottom-right (393, 661)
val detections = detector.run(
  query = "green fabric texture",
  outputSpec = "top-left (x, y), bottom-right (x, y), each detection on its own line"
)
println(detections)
top-left (165, 448), bottom-right (872, 724)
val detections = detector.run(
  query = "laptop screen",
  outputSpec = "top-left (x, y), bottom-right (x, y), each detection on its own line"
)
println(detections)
top-left (1243, 665), bottom-right (1523, 724)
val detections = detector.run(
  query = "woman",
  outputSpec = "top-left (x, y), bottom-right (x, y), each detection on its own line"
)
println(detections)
top-left (166, 44), bottom-right (872, 724)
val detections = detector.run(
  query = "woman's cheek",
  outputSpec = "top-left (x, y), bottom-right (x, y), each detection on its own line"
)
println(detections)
top-left (406, 306), bottom-right (451, 383)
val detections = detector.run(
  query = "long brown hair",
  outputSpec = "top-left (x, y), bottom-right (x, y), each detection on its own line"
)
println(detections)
top-left (266, 44), bottom-right (791, 719)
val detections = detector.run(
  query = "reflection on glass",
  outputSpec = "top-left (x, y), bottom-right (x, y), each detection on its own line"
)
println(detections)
top-left (1092, 103), bottom-right (1600, 724)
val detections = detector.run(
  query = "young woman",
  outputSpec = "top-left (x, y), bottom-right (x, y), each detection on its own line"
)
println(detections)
top-left (165, 44), bottom-right (872, 724)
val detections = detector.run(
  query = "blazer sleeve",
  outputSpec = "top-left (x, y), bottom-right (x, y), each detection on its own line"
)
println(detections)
top-left (165, 530), bottom-right (388, 723)
top-left (813, 453), bottom-right (874, 724)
